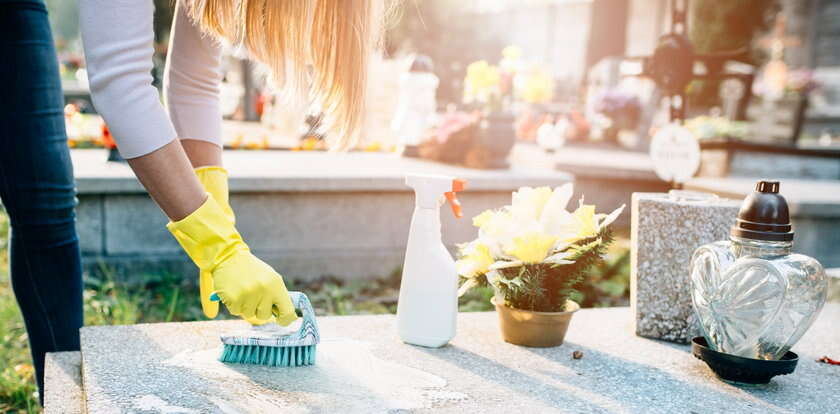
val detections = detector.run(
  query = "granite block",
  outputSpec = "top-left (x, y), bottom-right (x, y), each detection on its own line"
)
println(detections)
top-left (103, 194), bottom-right (177, 255)
top-left (44, 351), bottom-right (83, 414)
top-left (728, 152), bottom-right (840, 181)
top-left (234, 191), bottom-right (515, 252)
top-left (76, 306), bottom-right (840, 413)
top-left (76, 195), bottom-right (103, 255)
top-left (631, 192), bottom-right (741, 343)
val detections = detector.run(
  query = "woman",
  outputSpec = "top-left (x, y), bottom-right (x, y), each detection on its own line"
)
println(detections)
top-left (79, 0), bottom-right (384, 324)
top-left (1, 0), bottom-right (84, 404)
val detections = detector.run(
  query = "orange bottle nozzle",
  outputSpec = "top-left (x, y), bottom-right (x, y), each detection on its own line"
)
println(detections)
top-left (452, 178), bottom-right (466, 193)
top-left (445, 178), bottom-right (467, 218)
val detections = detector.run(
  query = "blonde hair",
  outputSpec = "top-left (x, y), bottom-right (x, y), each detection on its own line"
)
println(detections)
top-left (186, 0), bottom-right (392, 149)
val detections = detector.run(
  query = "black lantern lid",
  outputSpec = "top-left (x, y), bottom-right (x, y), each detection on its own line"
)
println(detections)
top-left (730, 180), bottom-right (793, 242)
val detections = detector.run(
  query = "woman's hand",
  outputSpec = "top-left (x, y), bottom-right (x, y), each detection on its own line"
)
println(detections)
top-left (166, 193), bottom-right (297, 326)
top-left (210, 251), bottom-right (297, 325)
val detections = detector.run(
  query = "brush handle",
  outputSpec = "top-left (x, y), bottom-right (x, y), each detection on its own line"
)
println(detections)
top-left (209, 290), bottom-right (318, 337)
top-left (288, 291), bottom-right (318, 339)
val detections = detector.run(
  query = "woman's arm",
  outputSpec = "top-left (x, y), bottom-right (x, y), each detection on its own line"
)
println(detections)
top-left (126, 141), bottom-right (207, 221)
top-left (80, 0), bottom-right (206, 221)
top-left (164, 1), bottom-right (224, 168)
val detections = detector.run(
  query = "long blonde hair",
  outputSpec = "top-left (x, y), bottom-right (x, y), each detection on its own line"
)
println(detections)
top-left (186, 0), bottom-right (391, 149)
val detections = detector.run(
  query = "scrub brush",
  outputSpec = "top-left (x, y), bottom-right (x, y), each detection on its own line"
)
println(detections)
top-left (216, 291), bottom-right (319, 367)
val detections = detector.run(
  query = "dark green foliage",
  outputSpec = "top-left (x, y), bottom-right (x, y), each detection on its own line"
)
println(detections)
top-left (575, 246), bottom-right (631, 308)
top-left (690, 0), bottom-right (777, 56)
top-left (687, 0), bottom-right (778, 108)
top-left (496, 229), bottom-right (615, 312)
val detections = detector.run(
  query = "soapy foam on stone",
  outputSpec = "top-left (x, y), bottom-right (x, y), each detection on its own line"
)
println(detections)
top-left (162, 338), bottom-right (468, 412)
top-left (133, 394), bottom-right (199, 413)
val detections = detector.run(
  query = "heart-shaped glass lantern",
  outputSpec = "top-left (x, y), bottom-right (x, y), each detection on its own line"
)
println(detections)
top-left (690, 181), bottom-right (828, 360)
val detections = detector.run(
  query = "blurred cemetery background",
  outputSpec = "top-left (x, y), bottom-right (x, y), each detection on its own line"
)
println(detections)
top-left (34, 0), bottom-right (840, 302)
top-left (31, 0), bottom-right (840, 303)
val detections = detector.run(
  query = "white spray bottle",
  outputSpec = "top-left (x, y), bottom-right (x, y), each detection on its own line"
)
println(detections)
top-left (397, 174), bottom-right (465, 348)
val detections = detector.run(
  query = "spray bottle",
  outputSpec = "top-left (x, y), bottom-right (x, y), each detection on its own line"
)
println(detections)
top-left (397, 174), bottom-right (466, 348)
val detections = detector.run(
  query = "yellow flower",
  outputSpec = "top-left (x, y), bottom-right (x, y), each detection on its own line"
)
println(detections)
top-left (363, 141), bottom-right (382, 152)
top-left (518, 68), bottom-right (554, 103)
top-left (472, 210), bottom-right (495, 228)
top-left (14, 363), bottom-right (33, 380)
top-left (464, 60), bottom-right (501, 103)
top-left (301, 137), bottom-right (319, 151)
top-left (456, 243), bottom-right (494, 278)
top-left (502, 45), bottom-right (522, 61)
top-left (505, 232), bottom-right (558, 264)
top-left (573, 204), bottom-right (598, 240)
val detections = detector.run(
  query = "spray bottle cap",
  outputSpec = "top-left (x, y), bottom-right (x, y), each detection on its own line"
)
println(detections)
top-left (405, 174), bottom-right (467, 218)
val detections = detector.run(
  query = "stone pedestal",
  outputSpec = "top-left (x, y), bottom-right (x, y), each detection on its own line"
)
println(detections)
top-left (47, 306), bottom-right (840, 413)
top-left (631, 192), bottom-right (741, 343)
top-left (72, 149), bottom-right (572, 282)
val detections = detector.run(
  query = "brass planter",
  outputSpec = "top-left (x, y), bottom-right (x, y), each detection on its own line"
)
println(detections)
top-left (492, 297), bottom-right (580, 347)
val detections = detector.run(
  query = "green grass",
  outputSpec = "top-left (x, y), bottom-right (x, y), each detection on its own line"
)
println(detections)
top-left (0, 207), bottom-right (630, 412)
top-left (0, 213), bottom-right (39, 413)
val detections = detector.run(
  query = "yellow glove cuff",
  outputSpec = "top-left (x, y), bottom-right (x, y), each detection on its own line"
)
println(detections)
top-left (166, 194), bottom-right (247, 271)
top-left (194, 166), bottom-right (234, 223)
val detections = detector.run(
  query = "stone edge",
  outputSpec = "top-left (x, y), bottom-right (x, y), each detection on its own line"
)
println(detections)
top-left (76, 173), bottom-right (574, 194)
top-left (44, 351), bottom-right (83, 414)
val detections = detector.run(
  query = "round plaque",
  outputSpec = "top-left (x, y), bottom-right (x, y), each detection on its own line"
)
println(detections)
top-left (649, 123), bottom-right (700, 184)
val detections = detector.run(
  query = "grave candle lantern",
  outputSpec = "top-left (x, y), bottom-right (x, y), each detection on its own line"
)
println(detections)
top-left (690, 180), bottom-right (828, 383)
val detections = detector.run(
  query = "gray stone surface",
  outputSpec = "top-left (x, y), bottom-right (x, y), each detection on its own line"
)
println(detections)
top-left (103, 194), bottom-right (176, 255)
top-left (687, 177), bottom-right (840, 217)
top-left (71, 148), bottom-right (573, 280)
top-left (728, 152), bottom-right (840, 181)
top-left (44, 351), bottom-right (83, 414)
top-left (554, 146), bottom-right (660, 182)
top-left (631, 193), bottom-right (742, 343)
top-left (77, 305), bottom-right (840, 413)
top-left (686, 177), bottom-right (840, 267)
top-left (72, 149), bottom-right (574, 194)
top-left (828, 269), bottom-right (840, 303)
top-left (76, 195), bottom-right (103, 255)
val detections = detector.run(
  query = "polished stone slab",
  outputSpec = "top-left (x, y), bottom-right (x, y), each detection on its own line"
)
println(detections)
top-left (77, 305), bottom-right (840, 413)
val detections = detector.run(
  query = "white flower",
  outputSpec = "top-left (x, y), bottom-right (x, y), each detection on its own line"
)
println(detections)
top-left (539, 183), bottom-right (578, 242)
top-left (597, 204), bottom-right (625, 230)
top-left (510, 186), bottom-right (553, 223)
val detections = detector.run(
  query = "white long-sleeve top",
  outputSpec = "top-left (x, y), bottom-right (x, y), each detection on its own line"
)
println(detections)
top-left (80, 0), bottom-right (223, 159)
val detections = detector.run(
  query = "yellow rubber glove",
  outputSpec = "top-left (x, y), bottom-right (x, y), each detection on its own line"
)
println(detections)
top-left (166, 194), bottom-right (298, 326)
top-left (193, 167), bottom-right (234, 319)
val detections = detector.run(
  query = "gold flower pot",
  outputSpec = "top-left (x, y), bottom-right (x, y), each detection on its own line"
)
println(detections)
top-left (492, 297), bottom-right (580, 347)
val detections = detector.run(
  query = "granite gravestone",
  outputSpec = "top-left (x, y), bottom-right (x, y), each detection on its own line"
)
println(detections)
top-left (631, 191), bottom-right (741, 343)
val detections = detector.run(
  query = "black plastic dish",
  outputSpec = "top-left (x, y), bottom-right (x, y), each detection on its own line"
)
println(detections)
top-left (692, 336), bottom-right (798, 384)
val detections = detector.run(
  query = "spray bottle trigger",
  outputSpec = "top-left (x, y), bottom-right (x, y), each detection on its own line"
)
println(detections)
top-left (445, 178), bottom-right (467, 218)
top-left (444, 192), bottom-right (462, 218)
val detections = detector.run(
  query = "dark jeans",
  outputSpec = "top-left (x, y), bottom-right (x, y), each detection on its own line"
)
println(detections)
top-left (0, 0), bottom-right (84, 404)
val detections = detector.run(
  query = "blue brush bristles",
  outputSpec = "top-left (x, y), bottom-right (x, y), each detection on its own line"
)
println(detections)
top-left (218, 291), bottom-right (320, 367)
top-left (219, 343), bottom-right (316, 367)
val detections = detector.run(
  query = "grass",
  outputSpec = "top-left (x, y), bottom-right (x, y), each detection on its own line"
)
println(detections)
top-left (0, 213), bottom-right (39, 413)
top-left (0, 208), bottom-right (631, 412)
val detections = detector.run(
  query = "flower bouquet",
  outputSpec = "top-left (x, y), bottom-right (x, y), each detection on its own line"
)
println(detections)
top-left (457, 184), bottom-right (624, 347)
